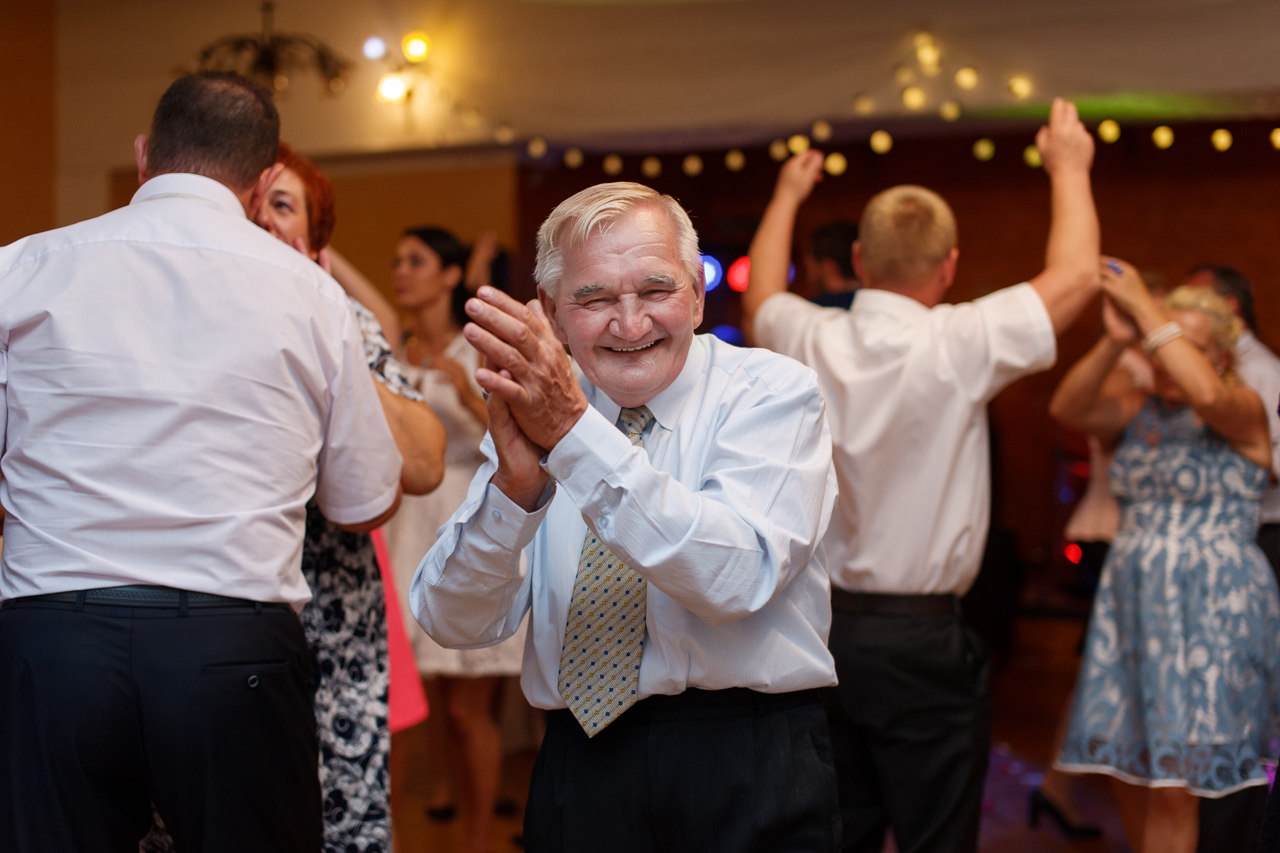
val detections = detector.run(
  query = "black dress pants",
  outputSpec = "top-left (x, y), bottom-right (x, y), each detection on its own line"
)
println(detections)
top-left (525, 688), bottom-right (840, 852)
top-left (0, 598), bottom-right (321, 853)
top-left (825, 609), bottom-right (991, 853)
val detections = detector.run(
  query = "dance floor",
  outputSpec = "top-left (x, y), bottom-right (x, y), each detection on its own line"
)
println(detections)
top-left (391, 616), bottom-right (1131, 852)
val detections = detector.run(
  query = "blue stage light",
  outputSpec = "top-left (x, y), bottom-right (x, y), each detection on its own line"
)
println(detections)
top-left (702, 255), bottom-right (723, 291)
top-left (710, 324), bottom-right (745, 346)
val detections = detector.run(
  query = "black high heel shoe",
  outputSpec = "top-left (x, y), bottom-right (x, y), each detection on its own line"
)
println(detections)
top-left (1028, 788), bottom-right (1104, 839)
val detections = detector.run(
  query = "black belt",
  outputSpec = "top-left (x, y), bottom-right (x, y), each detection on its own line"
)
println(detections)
top-left (830, 588), bottom-right (960, 616)
top-left (551, 687), bottom-right (822, 726)
top-left (4, 584), bottom-right (281, 611)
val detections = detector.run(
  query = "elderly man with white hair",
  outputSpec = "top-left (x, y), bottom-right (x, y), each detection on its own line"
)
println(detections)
top-left (411, 182), bottom-right (841, 851)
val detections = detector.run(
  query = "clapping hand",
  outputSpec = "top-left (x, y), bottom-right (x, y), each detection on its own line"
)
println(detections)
top-left (1099, 257), bottom-right (1160, 327)
top-left (463, 287), bottom-right (588, 450)
top-left (1102, 294), bottom-right (1138, 346)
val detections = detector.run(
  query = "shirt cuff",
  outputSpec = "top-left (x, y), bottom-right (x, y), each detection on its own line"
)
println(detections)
top-left (473, 478), bottom-right (556, 544)
top-left (543, 405), bottom-right (635, 502)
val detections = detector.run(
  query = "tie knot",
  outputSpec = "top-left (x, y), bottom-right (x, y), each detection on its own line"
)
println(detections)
top-left (617, 406), bottom-right (653, 445)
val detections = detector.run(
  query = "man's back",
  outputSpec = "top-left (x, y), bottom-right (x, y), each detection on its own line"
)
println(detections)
top-left (755, 283), bottom-right (1055, 594)
top-left (0, 173), bottom-right (397, 605)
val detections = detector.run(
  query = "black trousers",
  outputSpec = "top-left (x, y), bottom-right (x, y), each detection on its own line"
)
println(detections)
top-left (525, 688), bottom-right (840, 852)
top-left (0, 597), bottom-right (321, 853)
top-left (825, 609), bottom-right (991, 853)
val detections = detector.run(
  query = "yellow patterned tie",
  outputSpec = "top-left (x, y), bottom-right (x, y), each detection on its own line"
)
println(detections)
top-left (557, 406), bottom-right (653, 736)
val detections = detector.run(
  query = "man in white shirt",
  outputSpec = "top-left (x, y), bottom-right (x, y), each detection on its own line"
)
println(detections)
top-left (0, 73), bottom-right (403, 852)
top-left (744, 98), bottom-right (1100, 853)
top-left (411, 182), bottom-right (841, 851)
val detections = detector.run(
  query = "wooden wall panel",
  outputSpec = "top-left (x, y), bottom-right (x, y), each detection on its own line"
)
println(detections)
top-left (0, 0), bottom-right (56, 245)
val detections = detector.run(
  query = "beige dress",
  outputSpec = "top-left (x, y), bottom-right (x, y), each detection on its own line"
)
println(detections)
top-left (383, 334), bottom-right (528, 677)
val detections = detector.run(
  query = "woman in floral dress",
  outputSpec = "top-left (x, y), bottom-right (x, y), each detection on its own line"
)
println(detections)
top-left (1050, 261), bottom-right (1280, 853)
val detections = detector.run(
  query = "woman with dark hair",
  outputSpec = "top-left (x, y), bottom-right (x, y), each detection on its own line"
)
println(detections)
top-left (142, 142), bottom-right (443, 853)
top-left (383, 225), bottom-right (527, 853)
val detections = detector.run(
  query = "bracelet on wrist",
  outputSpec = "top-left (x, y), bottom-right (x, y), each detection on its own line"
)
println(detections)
top-left (1141, 321), bottom-right (1183, 355)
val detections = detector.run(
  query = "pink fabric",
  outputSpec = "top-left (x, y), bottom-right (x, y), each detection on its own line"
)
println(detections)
top-left (372, 527), bottom-right (428, 732)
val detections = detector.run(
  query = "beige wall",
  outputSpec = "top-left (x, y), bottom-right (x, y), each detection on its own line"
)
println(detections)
top-left (1, 0), bottom-right (56, 245)
top-left (320, 150), bottom-right (519, 308)
top-left (109, 148), bottom-right (519, 309)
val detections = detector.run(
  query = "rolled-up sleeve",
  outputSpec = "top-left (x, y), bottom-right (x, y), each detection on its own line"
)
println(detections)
top-left (411, 439), bottom-right (549, 647)
top-left (543, 373), bottom-right (837, 628)
top-left (313, 304), bottom-right (403, 525)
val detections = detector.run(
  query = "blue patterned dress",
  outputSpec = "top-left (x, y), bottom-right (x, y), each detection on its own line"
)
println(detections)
top-left (1057, 397), bottom-right (1280, 796)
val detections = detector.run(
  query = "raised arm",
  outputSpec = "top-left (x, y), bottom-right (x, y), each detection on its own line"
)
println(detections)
top-left (1028, 99), bottom-right (1101, 333)
top-left (326, 247), bottom-right (403, 350)
top-left (1102, 259), bottom-right (1271, 468)
top-left (743, 150), bottom-right (825, 333)
top-left (1049, 295), bottom-right (1146, 444)
top-left (465, 232), bottom-right (500, 293)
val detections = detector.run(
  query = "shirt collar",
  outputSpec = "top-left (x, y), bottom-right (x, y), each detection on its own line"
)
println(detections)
top-left (584, 334), bottom-right (707, 433)
top-left (131, 173), bottom-right (247, 219)
top-left (852, 286), bottom-right (933, 318)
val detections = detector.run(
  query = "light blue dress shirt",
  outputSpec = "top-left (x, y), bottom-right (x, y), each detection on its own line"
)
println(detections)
top-left (410, 334), bottom-right (839, 709)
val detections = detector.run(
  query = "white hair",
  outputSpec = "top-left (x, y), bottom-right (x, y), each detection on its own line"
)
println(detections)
top-left (534, 182), bottom-right (703, 298)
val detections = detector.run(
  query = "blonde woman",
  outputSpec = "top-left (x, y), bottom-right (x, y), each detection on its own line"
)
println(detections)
top-left (1049, 260), bottom-right (1280, 853)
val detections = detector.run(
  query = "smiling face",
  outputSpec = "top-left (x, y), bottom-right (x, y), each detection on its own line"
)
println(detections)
top-left (255, 167), bottom-right (313, 256)
top-left (540, 204), bottom-right (704, 408)
top-left (393, 236), bottom-right (462, 312)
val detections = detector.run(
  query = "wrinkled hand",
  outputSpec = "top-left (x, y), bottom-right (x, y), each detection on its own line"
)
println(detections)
top-left (485, 366), bottom-right (550, 511)
top-left (1102, 294), bottom-right (1138, 346)
top-left (775, 149), bottom-right (825, 205)
top-left (463, 286), bottom-right (588, 450)
top-left (1100, 257), bottom-right (1159, 323)
top-left (1037, 98), bottom-right (1094, 177)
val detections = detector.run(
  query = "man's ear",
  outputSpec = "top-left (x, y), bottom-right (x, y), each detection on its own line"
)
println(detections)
top-left (852, 241), bottom-right (866, 283)
top-left (819, 257), bottom-right (843, 290)
top-left (538, 286), bottom-right (570, 344)
top-left (939, 247), bottom-right (960, 292)
top-left (134, 135), bottom-right (149, 186)
top-left (246, 162), bottom-right (286, 220)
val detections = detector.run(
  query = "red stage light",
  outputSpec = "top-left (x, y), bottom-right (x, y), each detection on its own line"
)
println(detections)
top-left (727, 256), bottom-right (751, 292)
top-left (1065, 543), bottom-right (1082, 564)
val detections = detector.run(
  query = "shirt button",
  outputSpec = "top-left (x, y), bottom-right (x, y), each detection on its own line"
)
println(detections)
top-left (247, 675), bottom-right (260, 688)
top-left (491, 509), bottom-right (502, 520)
top-left (563, 467), bottom-right (573, 478)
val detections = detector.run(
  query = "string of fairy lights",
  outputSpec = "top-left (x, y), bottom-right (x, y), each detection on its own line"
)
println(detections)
top-left (357, 28), bottom-right (1280, 180)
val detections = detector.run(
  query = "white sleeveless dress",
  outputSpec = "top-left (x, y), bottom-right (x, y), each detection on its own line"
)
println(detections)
top-left (383, 334), bottom-right (528, 677)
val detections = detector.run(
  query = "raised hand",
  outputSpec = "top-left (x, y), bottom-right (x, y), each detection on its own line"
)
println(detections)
top-left (775, 149), bottom-right (825, 205)
top-left (465, 231), bottom-right (501, 292)
top-left (463, 286), bottom-right (589, 450)
top-left (1037, 98), bottom-right (1095, 177)
top-left (1100, 257), bottom-right (1160, 327)
top-left (1102, 294), bottom-right (1138, 346)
